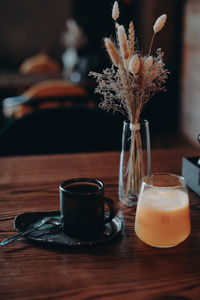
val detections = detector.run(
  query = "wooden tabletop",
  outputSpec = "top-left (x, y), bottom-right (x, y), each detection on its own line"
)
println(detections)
top-left (1, 148), bottom-right (200, 300)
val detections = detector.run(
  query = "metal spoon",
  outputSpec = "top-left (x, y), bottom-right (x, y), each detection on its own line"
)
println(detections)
top-left (0, 217), bottom-right (61, 246)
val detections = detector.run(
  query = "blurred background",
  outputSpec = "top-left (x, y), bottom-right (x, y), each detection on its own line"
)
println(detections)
top-left (0, 0), bottom-right (199, 155)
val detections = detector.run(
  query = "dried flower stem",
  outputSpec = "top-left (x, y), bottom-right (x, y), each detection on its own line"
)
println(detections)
top-left (148, 32), bottom-right (155, 56)
top-left (126, 131), bottom-right (144, 196)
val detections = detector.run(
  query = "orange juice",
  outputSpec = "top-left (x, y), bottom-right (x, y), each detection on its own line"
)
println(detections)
top-left (135, 189), bottom-right (191, 247)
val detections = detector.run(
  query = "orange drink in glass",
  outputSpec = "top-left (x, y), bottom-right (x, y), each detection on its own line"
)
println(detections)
top-left (135, 173), bottom-right (191, 247)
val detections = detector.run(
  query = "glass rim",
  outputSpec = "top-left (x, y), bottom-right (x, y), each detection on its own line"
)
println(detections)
top-left (142, 173), bottom-right (186, 189)
top-left (123, 119), bottom-right (148, 126)
top-left (59, 178), bottom-right (104, 195)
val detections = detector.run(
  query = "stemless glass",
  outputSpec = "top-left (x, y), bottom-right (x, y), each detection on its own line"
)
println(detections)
top-left (135, 173), bottom-right (191, 248)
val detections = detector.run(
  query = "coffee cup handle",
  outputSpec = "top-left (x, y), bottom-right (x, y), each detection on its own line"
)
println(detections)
top-left (104, 198), bottom-right (116, 224)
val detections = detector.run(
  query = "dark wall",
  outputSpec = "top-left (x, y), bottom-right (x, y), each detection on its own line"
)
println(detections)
top-left (0, 0), bottom-right (185, 135)
top-left (72, 0), bottom-right (184, 133)
top-left (137, 0), bottom-right (185, 134)
top-left (71, 0), bottom-right (140, 71)
top-left (0, 0), bottom-right (71, 69)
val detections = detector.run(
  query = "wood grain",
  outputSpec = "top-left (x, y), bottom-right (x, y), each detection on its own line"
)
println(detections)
top-left (0, 148), bottom-right (200, 300)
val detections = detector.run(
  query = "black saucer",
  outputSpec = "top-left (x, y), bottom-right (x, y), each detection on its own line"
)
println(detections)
top-left (14, 211), bottom-right (123, 247)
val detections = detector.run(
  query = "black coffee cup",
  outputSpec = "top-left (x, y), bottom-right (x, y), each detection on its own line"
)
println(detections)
top-left (59, 178), bottom-right (116, 237)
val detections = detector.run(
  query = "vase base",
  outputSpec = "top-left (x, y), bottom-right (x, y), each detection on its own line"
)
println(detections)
top-left (118, 192), bottom-right (138, 207)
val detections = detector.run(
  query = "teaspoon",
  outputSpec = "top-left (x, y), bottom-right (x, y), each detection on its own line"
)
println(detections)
top-left (0, 217), bottom-right (61, 246)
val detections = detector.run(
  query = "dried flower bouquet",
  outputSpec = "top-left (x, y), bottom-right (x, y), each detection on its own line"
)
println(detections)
top-left (89, 1), bottom-right (169, 203)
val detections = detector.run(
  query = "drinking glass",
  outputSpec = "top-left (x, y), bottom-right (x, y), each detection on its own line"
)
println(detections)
top-left (135, 173), bottom-right (191, 248)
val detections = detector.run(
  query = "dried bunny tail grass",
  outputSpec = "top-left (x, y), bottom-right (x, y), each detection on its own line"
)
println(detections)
top-left (144, 56), bottom-right (153, 72)
top-left (129, 54), bottom-right (140, 74)
top-left (117, 25), bottom-right (129, 60)
top-left (104, 38), bottom-right (121, 66)
top-left (149, 14), bottom-right (167, 55)
top-left (128, 21), bottom-right (135, 57)
top-left (115, 22), bottom-right (120, 29)
top-left (153, 14), bottom-right (167, 33)
top-left (112, 1), bottom-right (119, 21)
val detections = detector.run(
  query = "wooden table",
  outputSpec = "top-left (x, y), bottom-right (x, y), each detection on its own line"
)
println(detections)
top-left (1, 148), bottom-right (200, 300)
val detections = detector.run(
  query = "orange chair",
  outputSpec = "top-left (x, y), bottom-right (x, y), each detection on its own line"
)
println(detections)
top-left (2, 80), bottom-right (92, 119)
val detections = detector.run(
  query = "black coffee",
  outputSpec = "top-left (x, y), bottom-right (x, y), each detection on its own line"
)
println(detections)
top-left (65, 184), bottom-right (100, 194)
top-left (60, 178), bottom-right (115, 237)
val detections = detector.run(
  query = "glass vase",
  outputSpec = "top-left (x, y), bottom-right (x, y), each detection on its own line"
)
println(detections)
top-left (118, 119), bottom-right (151, 207)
